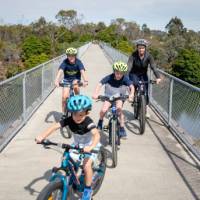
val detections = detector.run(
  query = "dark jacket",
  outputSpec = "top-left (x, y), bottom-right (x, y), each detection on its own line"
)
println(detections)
top-left (127, 51), bottom-right (160, 78)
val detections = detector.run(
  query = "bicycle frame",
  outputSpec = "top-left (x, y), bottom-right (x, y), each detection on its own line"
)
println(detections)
top-left (49, 150), bottom-right (87, 200)
top-left (60, 80), bottom-right (82, 97)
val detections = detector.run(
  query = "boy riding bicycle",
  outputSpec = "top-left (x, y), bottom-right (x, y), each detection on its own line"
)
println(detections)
top-left (35, 95), bottom-right (100, 200)
top-left (54, 47), bottom-right (88, 116)
top-left (92, 61), bottom-right (135, 138)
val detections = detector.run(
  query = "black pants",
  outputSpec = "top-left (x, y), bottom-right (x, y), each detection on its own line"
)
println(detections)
top-left (129, 73), bottom-right (149, 105)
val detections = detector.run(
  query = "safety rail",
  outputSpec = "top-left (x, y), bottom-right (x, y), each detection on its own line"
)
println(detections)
top-left (0, 42), bottom-right (91, 151)
top-left (100, 42), bottom-right (200, 161)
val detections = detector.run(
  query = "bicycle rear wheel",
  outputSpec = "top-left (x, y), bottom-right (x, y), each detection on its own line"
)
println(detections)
top-left (92, 146), bottom-right (107, 195)
top-left (60, 111), bottom-right (72, 139)
top-left (133, 92), bottom-right (139, 119)
top-left (138, 95), bottom-right (146, 135)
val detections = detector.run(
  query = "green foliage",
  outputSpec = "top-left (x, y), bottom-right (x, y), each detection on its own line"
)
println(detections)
top-left (165, 16), bottom-right (186, 36)
top-left (1, 11), bottom-right (200, 87)
top-left (79, 34), bottom-right (93, 42)
top-left (21, 36), bottom-right (51, 60)
top-left (6, 64), bottom-right (23, 78)
top-left (24, 53), bottom-right (49, 69)
top-left (116, 40), bottom-right (133, 54)
top-left (172, 49), bottom-right (200, 86)
top-left (96, 25), bottom-right (117, 43)
top-left (56, 9), bottom-right (78, 29)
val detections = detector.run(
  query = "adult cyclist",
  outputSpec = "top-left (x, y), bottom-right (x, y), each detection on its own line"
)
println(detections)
top-left (127, 39), bottom-right (161, 117)
top-left (54, 47), bottom-right (88, 117)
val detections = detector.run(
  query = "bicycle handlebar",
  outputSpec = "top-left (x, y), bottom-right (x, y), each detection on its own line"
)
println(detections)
top-left (59, 81), bottom-right (84, 88)
top-left (138, 80), bottom-right (156, 84)
top-left (38, 139), bottom-right (99, 154)
top-left (97, 95), bottom-right (129, 103)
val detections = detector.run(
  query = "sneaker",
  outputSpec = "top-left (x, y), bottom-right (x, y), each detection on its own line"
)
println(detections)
top-left (119, 127), bottom-right (127, 139)
top-left (97, 119), bottom-right (103, 130)
top-left (146, 106), bottom-right (151, 118)
top-left (81, 188), bottom-right (93, 200)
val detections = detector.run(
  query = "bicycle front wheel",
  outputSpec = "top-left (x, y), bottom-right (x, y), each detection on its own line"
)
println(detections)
top-left (110, 119), bottom-right (118, 167)
top-left (92, 146), bottom-right (107, 195)
top-left (37, 180), bottom-right (65, 200)
top-left (138, 95), bottom-right (146, 135)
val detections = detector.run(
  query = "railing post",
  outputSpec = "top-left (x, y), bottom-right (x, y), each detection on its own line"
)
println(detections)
top-left (149, 69), bottom-right (153, 103)
top-left (168, 78), bottom-right (174, 125)
top-left (22, 74), bottom-right (26, 121)
top-left (41, 64), bottom-right (44, 100)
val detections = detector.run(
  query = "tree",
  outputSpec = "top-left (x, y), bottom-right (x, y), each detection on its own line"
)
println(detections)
top-left (141, 24), bottom-right (150, 36)
top-left (171, 49), bottom-right (200, 86)
top-left (24, 53), bottom-right (49, 68)
top-left (95, 22), bottom-right (106, 33)
top-left (116, 40), bottom-right (133, 54)
top-left (123, 21), bottom-right (140, 40)
top-left (56, 9), bottom-right (79, 30)
top-left (165, 17), bottom-right (186, 36)
top-left (21, 36), bottom-right (51, 61)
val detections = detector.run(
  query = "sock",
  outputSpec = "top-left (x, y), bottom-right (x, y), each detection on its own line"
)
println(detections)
top-left (85, 186), bottom-right (92, 189)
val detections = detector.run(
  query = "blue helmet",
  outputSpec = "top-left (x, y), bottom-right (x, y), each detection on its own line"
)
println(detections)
top-left (67, 95), bottom-right (92, 112)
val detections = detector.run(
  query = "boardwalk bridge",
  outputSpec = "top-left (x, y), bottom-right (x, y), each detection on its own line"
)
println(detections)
top-left (0, 43), bottom-right (199, 200)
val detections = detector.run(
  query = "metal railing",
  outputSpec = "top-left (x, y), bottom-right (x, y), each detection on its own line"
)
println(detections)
top-left (100, 42), bottom-right (200, 160)
top-left (0, 42), bottom-right (91, 151)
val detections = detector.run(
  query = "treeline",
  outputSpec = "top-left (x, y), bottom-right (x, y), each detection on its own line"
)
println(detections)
top-left (0, 10), bottom-right (200, 87)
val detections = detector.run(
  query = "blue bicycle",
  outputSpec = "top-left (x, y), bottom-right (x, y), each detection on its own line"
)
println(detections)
top-left (98, 94), bottom-right (128, 168)
top-left (59, 80), bottom-right (83, 139)
top-left (37, 139), bottom-right (107, 200)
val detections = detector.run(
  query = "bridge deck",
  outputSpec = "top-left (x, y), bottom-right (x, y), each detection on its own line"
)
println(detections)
top-left (0, 44), bottom-right (199, 200)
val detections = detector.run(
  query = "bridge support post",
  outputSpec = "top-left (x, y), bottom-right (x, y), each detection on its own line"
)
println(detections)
top-left (149, 69), bottom-right (153, 102)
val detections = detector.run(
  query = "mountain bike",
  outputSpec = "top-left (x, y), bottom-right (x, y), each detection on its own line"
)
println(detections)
top-left (37, 139), bottom-right (107, 200)
top-left (132, 80), bottom-right (156, 134)
top-left (98, 94), bottom-right (128, 168)
top-left (59, 80), bottom-right (83, 139)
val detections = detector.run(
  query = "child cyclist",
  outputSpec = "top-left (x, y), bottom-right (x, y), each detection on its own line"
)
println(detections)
top-left (54, 47), bottom-right (89, 116)
top-left (92, 61), bottom-right (135, 138)
top-left (35, 95), bottom-right (100, 200)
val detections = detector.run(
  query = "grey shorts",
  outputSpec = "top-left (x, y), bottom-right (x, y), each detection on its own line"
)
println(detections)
top-left (104, 84), bottom-right (128, 97)
top-left (69, 143), bottom-right (101, 163)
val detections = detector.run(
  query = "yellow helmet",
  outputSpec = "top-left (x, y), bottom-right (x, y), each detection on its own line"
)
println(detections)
top-left (66, 47), bottom-right (78, 55)
top-left (113, 61), bottom-right (128, 72)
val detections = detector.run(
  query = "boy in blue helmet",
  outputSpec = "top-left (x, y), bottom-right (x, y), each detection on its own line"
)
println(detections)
top-left (35, 95), bottom-right (100, 200)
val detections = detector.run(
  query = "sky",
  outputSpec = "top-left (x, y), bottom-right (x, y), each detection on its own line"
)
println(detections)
top-left (0, 0), bottom-right (199, 31)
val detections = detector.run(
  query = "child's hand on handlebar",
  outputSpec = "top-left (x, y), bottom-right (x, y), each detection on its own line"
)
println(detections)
top-left (83, 81), bottom-right (88, 87)
top-left (35, 135), bottom-right (45, 144)
top-left (128, 94), bottom-right (134, 102)
top-left (156, 78), bottom-right (161, 84)
top-left (83, 146), bottom-right (92, 153)
top-left (92, 94), bottom-right (98, 100)
top-left (54, 79), bottom-right (59, 87)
